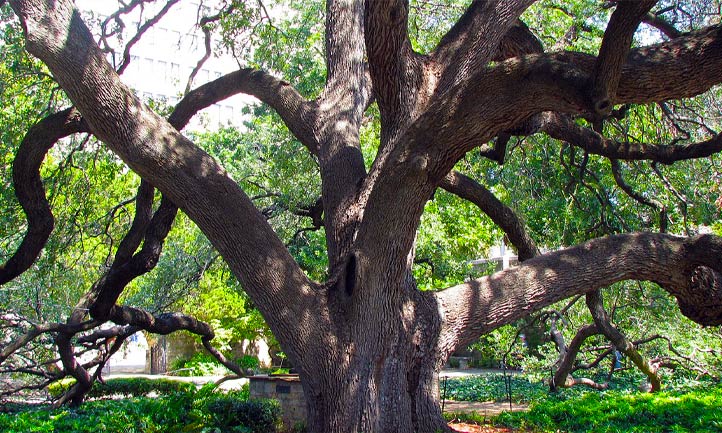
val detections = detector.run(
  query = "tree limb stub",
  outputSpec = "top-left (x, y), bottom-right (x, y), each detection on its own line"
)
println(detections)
top-left (438, 232), bottom-right (722, 353)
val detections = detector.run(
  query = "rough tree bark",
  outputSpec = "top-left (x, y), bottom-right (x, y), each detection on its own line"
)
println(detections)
top-left (6, 0), bottom-right (722, 432)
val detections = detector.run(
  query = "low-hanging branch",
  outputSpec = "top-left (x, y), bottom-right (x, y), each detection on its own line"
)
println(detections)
top-left (439, 170), bottom-right (539, 261)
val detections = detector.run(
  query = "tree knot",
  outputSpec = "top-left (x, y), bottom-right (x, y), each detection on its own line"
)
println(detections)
top-left (677, 266), bottom-right (722, 326)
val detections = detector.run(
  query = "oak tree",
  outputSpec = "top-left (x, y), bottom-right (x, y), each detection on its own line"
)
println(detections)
top-left (3, 0), bottom-right (722, 431)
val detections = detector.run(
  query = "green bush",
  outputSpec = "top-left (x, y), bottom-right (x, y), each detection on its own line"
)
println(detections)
top-left (170, 352), bottom-right (231, 376)
top-left (237, 355), bottom-right (260, 371)
top-left (1, 384), bottom-right (276, 433)
top-left (206, 397), bottom-right (281, 433)
top-left (47, 377), bottom-right (196, 399)
top-left (0, 395), bottom-right (196, 433)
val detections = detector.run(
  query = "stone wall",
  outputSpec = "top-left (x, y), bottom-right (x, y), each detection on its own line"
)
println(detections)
top-left (249, 374), bottom-right (306, 429)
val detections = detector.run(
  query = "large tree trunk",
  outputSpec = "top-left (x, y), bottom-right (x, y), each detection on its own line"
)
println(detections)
top-left (297, 288), bottom-right (448, 433)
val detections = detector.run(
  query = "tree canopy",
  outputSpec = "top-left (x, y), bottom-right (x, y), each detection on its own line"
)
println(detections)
top-left (1, 0), bottom-right (722, 432)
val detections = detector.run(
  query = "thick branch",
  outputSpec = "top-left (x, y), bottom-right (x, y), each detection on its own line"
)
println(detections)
top-left (551, 323), bottom-right (602, 391)
top-left (415, 24), bottom-right (722, 163)
top-left (592, 0), bottom-right (657, 115)
top-left (87, 196), bottom-right (178, 320)
top-left (642, 12), bottom-right (681, 39)
top-left (169, 68), bottom-right (320, 154)
top-left (439, 171), bottom-right (539, 261)
top-left (9, 0), bottom-right (318, 360)
top-left (437, 233), bottom-right (722, 354)
top-left (431, 0), bottom-right (536, 91)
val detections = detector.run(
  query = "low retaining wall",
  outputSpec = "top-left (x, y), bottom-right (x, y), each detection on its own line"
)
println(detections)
top-left (249, 374), bottom-right (306, 429)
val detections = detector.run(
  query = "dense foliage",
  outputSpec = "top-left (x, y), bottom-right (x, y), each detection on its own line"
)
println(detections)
top-left (2, 2), bottom-right (722, 430)
top-left (495, 382), bottom-right (722, 432)
top-left (47, 377), bottom-right (197, 400)
top-left (0, 385), bottom-right (278, 433)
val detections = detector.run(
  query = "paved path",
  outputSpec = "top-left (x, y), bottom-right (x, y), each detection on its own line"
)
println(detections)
top-left (442, 399), bottom-right (528, 417)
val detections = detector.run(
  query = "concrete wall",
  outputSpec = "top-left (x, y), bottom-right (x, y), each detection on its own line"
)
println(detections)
top-left (249, 375), bottom-right (306, 429)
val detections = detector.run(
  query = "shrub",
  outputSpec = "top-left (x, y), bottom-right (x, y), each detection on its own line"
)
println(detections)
top-left (237, 355), bottom-right (260, 371)
top-left (0, 396), bottom-right (195, 433)
top-left (206, 397), bottom-right (281, 433)
top-left (170, 352), bottom-right (231, 376)
top-left (47, 377), bottom-right (196, 399)
top-left (0, 385), bottom-right (276, 433)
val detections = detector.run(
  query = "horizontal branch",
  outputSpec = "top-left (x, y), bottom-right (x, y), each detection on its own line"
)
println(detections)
top-left (169, 68), bottom-right (320, 154)
top-left (437, 232), bottom-right (722, 353)
top-left (544, 113), bottom-right (722, 164)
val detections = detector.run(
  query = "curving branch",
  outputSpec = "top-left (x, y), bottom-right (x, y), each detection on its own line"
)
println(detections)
top-left (437, 233), bottom-right (722, 355)
top-left (591, 0), bottom-right (657, 116)
top-left (86, 196), bottom-right (178, 321)
top-left (170, 67), bottom-right (320, 154)
top-left (550, 323), bottom-right (603, 391)
top-left (0, 108), bottom-right (90, 285)
top-left (642, 11), bottom-right (682, 39)
top-left (609, 159), bottom-right (667, 232)
top-left (439, 171), bottom-right (539, 261)
top-left (9, 0), bottom-right (319, 369)
top-left (586, 289), bottom-right (661, 392)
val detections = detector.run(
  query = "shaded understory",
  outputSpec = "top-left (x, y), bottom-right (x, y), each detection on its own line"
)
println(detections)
top-left (1, 373), bottom-right (720, 432)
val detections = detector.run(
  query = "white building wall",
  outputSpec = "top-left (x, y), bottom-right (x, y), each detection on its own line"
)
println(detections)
top-left (75, 0), bottom-right (252, 131)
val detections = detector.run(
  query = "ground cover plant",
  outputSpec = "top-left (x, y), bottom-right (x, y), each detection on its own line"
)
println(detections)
top-left (493, 381), bottom-right (722, 432)
top-left (444, 368), bottom-right (721, 403)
